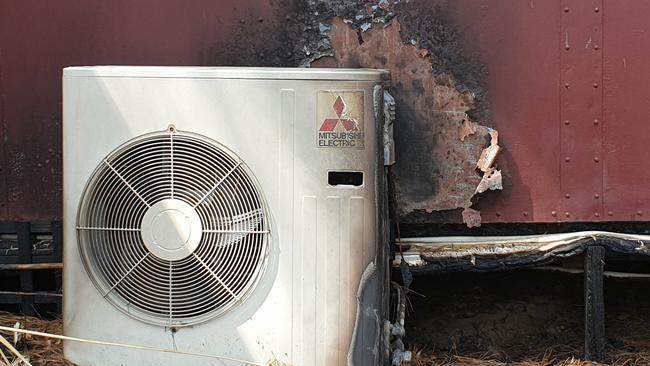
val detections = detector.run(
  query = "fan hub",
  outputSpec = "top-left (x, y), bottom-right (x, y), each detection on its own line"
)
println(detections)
top-left (140, 199), bottom-right (202, 261)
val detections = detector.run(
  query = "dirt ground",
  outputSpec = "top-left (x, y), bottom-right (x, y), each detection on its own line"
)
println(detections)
top-left (405, 268), bottom-right (650, 365)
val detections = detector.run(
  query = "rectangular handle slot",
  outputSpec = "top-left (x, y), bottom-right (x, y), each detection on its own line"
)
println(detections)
top-left (328, 171), bottom-right (363, 187)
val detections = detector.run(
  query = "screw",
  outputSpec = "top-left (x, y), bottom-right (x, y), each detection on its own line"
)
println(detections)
top-left (594, 193), bottom-right (600, 199)
top-left (565, 193), bottom-right (571, 199)
top-left (565, 45), bottom-right (571, 50)
top-left (594, 157), bottom-right (600, 162)
top-left (551, 211), bottom-right (557, 216)
top-left (638, 210), bottom-right (644, 216)
top-left (594, 119), bottom-right (600, 125)
top-left (594, 45), bottom-right (600, 50)
top-left (594, 212), bottom-right (600, 218)
top-left (565, 83), bottom-right (570, 88)
top-left (608, 211), bottom-right (614, 216)
top-left (564, 119), bottom-right (570, 125)
top-left (594, 7), bottom-right (599, 12)
top-left (564, 7), bottom-right (569, 12)
top-left (565, 157), bottom-right (571, 162)
top-left (593, 82), bottom-right (599, 88)
top-left (565, 212), bottom-right (571, 217)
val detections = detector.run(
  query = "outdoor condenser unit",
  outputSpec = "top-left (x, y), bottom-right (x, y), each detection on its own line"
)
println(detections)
top-left (63, 66), bottom-right (391, 366)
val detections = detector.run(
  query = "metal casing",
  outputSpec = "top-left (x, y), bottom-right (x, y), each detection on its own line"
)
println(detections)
top-left (63, 66), bottom-right (389, 365)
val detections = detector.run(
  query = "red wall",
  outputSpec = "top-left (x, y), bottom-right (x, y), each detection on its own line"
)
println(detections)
top-left (0, 0), bottom-right (278, 220)
top-left (438, 0), bottom-right (650, 223)
top-left (2, 0), bottom-right (650, 223)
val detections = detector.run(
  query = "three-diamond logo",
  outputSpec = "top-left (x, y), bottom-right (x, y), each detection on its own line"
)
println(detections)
top-left (317, 91), bottom-right (364, 148)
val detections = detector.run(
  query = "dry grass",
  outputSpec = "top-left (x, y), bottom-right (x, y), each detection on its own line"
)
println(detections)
top-left (1, 311), bottom-right (650, 365)
top-left (409, 342), bottom-right (650, 366)
top-left (0, 311), bottom-right (74, 366)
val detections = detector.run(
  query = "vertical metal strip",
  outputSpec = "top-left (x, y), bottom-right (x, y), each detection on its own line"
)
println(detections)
top-left (348, 196), bottom-right (365, 358)
top-left (338, 197), bottom-right (351, 366)
top-left (279, 89), bottom-right (297, 363)
top-left (560, 0), bottom-right (604, 220)
top-left (598, 2), bottom-right (605, 219)
top-left (300, 196), bottom-right (317, 366)
top-left (324, 196), bottom-right (341, 366)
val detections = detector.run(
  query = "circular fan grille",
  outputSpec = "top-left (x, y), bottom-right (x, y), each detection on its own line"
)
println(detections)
top-left (76, 128), bottom-right (270, 326)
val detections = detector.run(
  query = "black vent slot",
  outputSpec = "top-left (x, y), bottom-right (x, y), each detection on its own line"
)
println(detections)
top-left (328, 171), bottom-right (363, 187)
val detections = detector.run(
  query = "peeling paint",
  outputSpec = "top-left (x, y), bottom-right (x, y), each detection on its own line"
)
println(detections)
top-left (477, 130), bottom-right (500, 172)
top-left (211, 1), bottom-right (499, 228)
top-left (476, 167), bottom-right (503, 194)
top-left (458, 119), bottom-right (479, 142)
top-left (461, 208), bottom-right (481, 228)
top-left (311, 16), bottom-right (500, 228)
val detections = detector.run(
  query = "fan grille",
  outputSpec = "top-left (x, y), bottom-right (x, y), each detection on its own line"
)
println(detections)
top-left (76, 129), bottom-right (270, 326)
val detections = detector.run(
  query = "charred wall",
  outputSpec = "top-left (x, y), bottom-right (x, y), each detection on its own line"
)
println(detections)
top-left (211, 0), bottom-right (501, 228)
top-left (2, 0), bottom-right (499, 224)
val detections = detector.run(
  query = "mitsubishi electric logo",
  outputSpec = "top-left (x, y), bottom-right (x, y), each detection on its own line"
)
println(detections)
top-left (317, 91), bottom-right (364, 149)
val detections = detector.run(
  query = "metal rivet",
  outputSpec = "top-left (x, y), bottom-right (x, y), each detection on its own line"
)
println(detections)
top-left (638, 210), bottom-right (643, 216)
top-left (565, 212), bottom-right (571, 217)
top-left (564, 119), bottom-right (570, 125)
top-left (594, 45), bottom-right (599, 50)
top-left (565, 157), bottom-right (571, 162)
top-left (496, 212), bottom-right (502, 217)
top-left (565, 193), bottom-right (571, 199)
top-left (594, 157), bottom-right (600, 162)
top-left (608, 211), bottom-right (614, 216)
top-left (565, 83), bottom-right (570, 88)
top-left (594, 194), bottom-right (600, 199)
top-left (523, 211), bottom-right (529, 217)
top-left (594, 7), bottom-right (599, 12)
top-left (564, 7), bottom-right (569, 12)
top-left (594, 212), bottom-right (600, 218)
top-left (593, 82), bottom-right (599, 88)
top-left (551, 211), bottom-right (557, 216)
top-left (594, 119), bottom-right (600, 125)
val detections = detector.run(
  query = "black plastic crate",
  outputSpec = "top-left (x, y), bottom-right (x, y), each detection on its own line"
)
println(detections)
top-left (0, 221), bottom-right (62, 315)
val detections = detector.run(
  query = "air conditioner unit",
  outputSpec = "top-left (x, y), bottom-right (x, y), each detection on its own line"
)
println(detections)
top-left (63, 66), bottom-right (391, 366)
